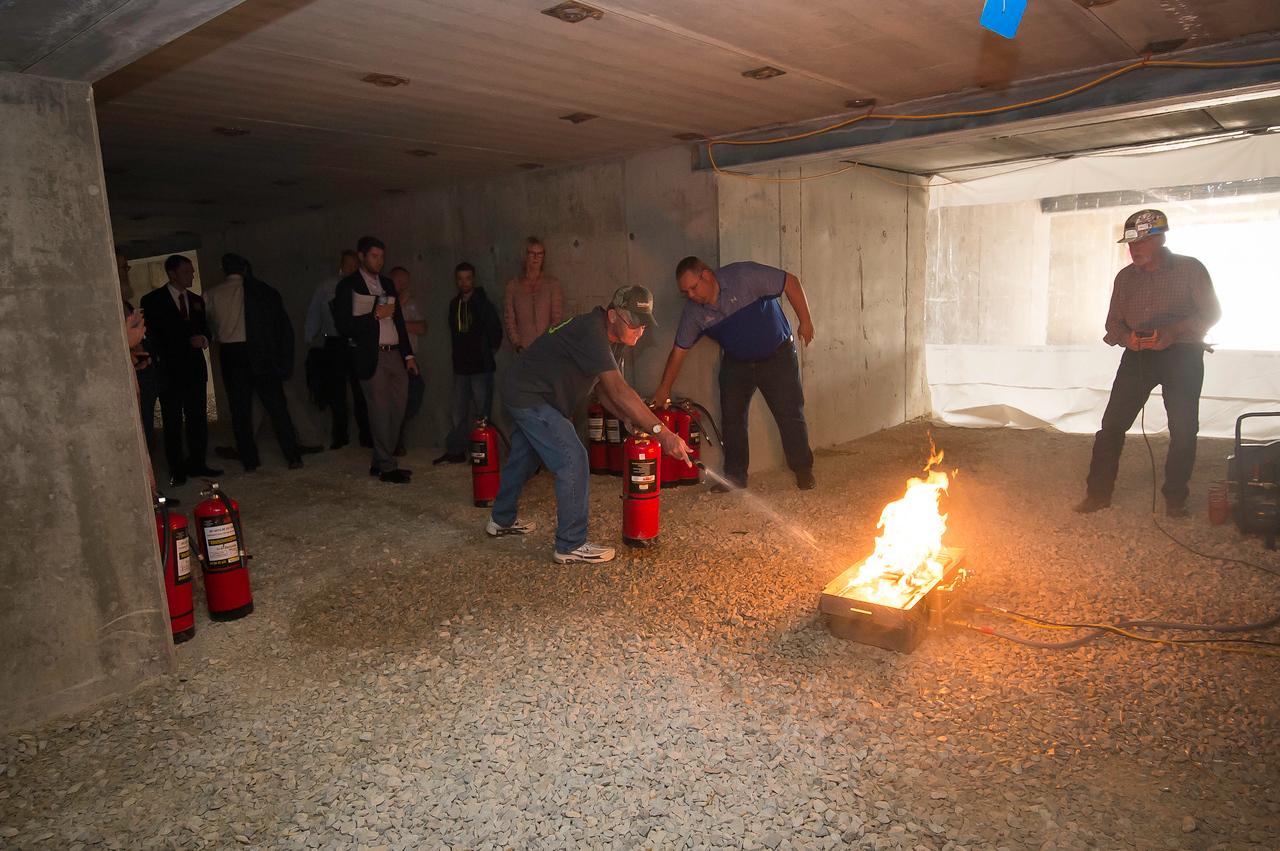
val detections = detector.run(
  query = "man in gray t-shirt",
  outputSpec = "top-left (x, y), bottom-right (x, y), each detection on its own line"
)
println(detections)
top-left (488, 286), bottom-right (690, 564)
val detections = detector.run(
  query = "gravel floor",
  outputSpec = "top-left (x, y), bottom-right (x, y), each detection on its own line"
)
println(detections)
top-left (3, 422), bottom-right (1279, 851)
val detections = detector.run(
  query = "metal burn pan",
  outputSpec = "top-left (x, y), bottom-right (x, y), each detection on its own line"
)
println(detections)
top-left (819, 547), bottom-right (967, 653)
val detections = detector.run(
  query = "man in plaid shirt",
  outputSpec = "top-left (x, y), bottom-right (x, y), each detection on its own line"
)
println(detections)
top-left (1075, 209), bottom-right (1221, 517)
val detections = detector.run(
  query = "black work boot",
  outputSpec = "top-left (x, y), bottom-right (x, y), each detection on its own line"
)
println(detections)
top-left (1073, 494), bottom-right (1111, 514)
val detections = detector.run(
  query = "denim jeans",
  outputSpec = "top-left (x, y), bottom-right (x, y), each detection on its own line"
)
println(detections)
top-left (719, 339), bottom-right (814, 486)
top-left (445, 372), bottom-right (496, 456)
top-left (491, 404), bottom-right (589, 554)
top-left (1085, 344), bottom-right (1205, 505)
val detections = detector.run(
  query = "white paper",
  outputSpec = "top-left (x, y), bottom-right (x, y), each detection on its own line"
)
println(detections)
top-left (352, 292), bottom-right (376, 317)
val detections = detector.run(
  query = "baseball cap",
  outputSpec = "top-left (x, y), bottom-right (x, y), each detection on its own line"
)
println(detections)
top-left (610, 284), bottom-right (658, 328)
top-left (1117, 209), bottom-right (1169, 244)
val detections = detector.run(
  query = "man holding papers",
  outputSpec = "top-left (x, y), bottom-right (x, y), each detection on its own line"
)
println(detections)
top-left (332, 235), bottom-right (419, 483)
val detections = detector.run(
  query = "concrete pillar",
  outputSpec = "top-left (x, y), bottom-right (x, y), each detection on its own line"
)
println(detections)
top-left (0, 71), bottom-right (173, 732)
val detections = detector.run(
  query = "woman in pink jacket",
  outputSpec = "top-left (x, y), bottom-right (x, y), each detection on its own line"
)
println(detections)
top-left (503, 236), bottom-right (563, 353)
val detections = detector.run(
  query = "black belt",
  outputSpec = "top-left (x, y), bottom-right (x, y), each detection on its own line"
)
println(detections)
top-left (377, 344), bottom-right (399, 352)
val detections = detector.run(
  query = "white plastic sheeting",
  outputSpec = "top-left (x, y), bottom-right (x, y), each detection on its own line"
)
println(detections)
top-left (930, 132), bottom-right (1280, 209)
top-left (927, 344), bottom-right (1280, 439)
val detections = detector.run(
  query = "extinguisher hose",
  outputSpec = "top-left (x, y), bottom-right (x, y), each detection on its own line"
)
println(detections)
top-left (213, 489), bottom-right (249, 560)
top-left (681, 399), bottom-right (724, 449)
top-left (157, 498), bottom-right (173, 576)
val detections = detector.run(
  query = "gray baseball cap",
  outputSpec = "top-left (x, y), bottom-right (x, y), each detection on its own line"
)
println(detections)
top-left (610, 284), bottom-right (658, 328)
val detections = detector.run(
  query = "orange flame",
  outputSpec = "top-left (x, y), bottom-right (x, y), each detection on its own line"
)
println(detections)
top-left (839, 442), bottom-right (951, 608)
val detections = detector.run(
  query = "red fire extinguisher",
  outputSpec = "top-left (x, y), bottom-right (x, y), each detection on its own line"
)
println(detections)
top-left (622, 432), bottom-right (661, 547)
top-left (587, 401), bottom-right (609, 475)
top-left (193, 483), bottom-right (253, 621)
top-left (470, 417), bottom-right (501, 507)
top-left (154, 497), bottom-right (195, 643)
top-left (657, 406), bottom-right (682, 490)
top-left (605, 408), bottom-right (624, 476)
top-left (679, 401), bottom-right (702, 486)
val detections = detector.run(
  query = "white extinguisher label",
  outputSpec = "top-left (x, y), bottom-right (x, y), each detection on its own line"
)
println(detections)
top-left (203, 520), bottom-right (238, 564)
top-left (588, 416), bottom-right (603, 440)
top-left (606, 421), bottom-right (621, 443)
top-left (175, 532), bottom-right (193, 582)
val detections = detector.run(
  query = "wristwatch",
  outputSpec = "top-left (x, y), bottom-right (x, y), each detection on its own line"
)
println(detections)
top-left (650, 423), bottom-right (664, 435)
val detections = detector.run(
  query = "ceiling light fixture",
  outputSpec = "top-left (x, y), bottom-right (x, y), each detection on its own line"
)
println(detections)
top-left (742, 66), bottom-right (785, 80)
top-left (559, 112), bottom-right (598, 124)
top-left (541, 2), bottom-right (604, 23)
top-left (212, 126), bottom-right (250, 137)
top-left (405, 148), bottom-right (437, 157)
top-left (516, 162), bottom-right (544, 170)
top-left (1071, 0), bottom-right (1120, 7)
top-left (845, 98), bottom-right (876, 110)
top-left (384, 188), bottom-right (406, 195)
top-left (273, 179), bottom-right (298, 187)
top-left (362, 72), bottom-right (410, 88)
top-left (672, 132), bottom-right (707, 141)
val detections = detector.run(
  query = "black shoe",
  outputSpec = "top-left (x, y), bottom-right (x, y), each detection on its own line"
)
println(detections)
top-left (393, 443), bottom-right (407, 457)
top-left (1074, 495), bottom-right (1111, 514)
top-left (243, 463), bottom-right (260, 473)
top-left (796, 470), bottom-right (816, 490)
top-left (298, 444), bottom-right (323, 455)
top-left (331, 439), bottom-right (349, 450)
top-left (168, 474), bottom-right (187, 487)
top-left (1166, 501), bottom-right (1189, 518)
top-left (359, 436), bottom-right (374, 448)
top-left (369, 466), bottom-right (380, 477)
top-left (288, 459), bottom-right (304, 470)
top-left (214, 446), bottom-right (240, 461)
top-left (433, 452), bottom-right (466, 465)
top-left (379, 469), bottom-right (412, 484)
top-left (188, 465), bottom-right (223, 477)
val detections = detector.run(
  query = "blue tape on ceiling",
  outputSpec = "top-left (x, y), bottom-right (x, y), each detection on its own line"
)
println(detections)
top-left (980, 0), bottom-right (1027, 39)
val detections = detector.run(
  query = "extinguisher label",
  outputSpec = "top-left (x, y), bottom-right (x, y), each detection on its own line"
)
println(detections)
top-left (175, 531), bottom-right (193, 583)
top-left (470, 439), bottom-right (488, 466)
top-left (629, 459), bottom-right (658, 494)
top-left (605, 420), bottom-right (621, 443)
top-left (202, 520), bottom-right (238, 565)
top-left (588, 416), bottom-right (603, 441)
top-left (688, 422), bottom-right (701, 448)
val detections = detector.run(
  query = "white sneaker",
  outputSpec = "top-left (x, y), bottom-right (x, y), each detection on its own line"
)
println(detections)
top-left (553, 542), bottom-right (616, 564)
top-left (486, 518), bottom-right (534, 537)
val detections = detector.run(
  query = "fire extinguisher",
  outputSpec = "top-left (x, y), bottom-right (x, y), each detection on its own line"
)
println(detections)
top-left (622, 431), bottom-right (661, 547)
top-left (154, 497), bottom-right (195, 644)
top-left (193, 483), bottom-right (253, 621)
top-left (587, 401), bottom-right (609, 475)
top-left (470, 417), bottom-right (501, 507)
top-left (656, 405), bottom-right (682, 490)
top-left (604, 408), bottom-right (624, 476)
top-left (678, 401), bottom-right (702, 486)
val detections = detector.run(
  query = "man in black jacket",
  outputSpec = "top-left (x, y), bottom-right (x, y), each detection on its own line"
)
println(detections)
top-left (206, 253), bottom-right (307, 472)
top-left (139, 255), bottom-right (222, 486)
top-left (331, 235), bottom-right (419, 483)
top-left (434, 262), bottom-right (503, 464)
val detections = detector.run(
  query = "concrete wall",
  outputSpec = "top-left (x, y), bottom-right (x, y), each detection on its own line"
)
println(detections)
top-left (0, 71), bottom-right (173, 732)
top-left (197, 145), bottom-right (718, 452)
top-left (716, 165), bottom-right (929, 472)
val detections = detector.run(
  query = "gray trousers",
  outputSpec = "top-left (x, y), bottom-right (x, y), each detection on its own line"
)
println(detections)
top-left (360, 350), bottom-right (409, 473)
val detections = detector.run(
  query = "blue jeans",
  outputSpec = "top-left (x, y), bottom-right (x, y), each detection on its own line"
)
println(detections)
top-left (445, 372), bottom-right (496, 456)
top-left (491, 404), bottom-right (589, 554)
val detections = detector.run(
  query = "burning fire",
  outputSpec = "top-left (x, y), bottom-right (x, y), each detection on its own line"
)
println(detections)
top-left (839, 444), bottom-right (952, 608)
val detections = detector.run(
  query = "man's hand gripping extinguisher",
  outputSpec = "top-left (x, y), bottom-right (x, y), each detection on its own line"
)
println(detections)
top-left (193, 482), bottom-right (254, 621)
top-left (154, 496), bottom-right (196, 643)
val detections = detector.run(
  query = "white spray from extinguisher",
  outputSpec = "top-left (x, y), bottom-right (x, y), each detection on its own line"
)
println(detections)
top-left (694, 460), bottom-right (821, 552)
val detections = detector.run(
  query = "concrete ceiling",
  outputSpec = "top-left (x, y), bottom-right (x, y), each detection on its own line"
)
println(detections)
top-left (68, 0), bottom-right (1280, 247)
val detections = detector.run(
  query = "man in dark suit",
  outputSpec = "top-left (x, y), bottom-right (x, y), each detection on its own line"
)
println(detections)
top-left (139, 255), bottom-right (222, 486)
top-left (207, 253), bottom-right (307, 472)
top-left (331, 235), bottom-right (419, 483)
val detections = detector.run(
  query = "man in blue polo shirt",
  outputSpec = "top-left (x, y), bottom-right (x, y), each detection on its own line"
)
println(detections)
top-left (652, 256), bottom-right (816, 492)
